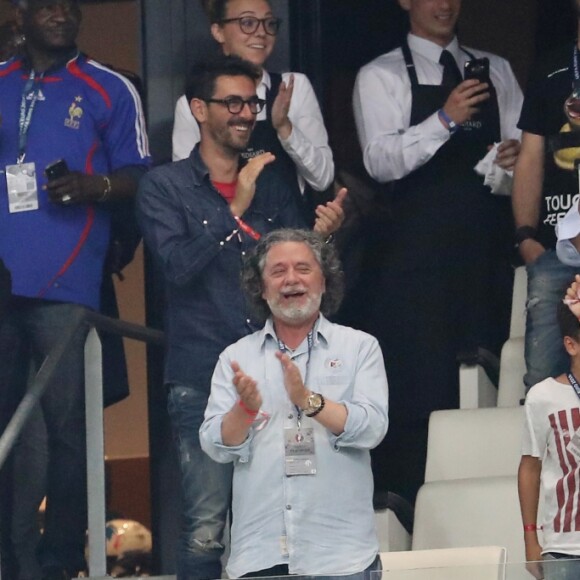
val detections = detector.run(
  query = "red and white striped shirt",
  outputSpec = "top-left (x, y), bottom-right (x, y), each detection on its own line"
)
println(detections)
top-left (523, 377), bottom-right (580, 555)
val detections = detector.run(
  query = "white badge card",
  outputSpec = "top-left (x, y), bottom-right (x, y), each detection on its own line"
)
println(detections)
top-left (284, 427), bottom-right (316, 476)
top-left (568, 428), bottom-right (580, 459)
top-left (6, 162), bottom-right (39, 213)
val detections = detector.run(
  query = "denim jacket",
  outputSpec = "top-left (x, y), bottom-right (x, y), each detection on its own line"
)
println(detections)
top-left (137, 145), bottom-right (306, 390)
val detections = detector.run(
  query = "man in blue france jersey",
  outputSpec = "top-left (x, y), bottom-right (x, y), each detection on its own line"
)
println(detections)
top-left (0, 1), bottom-right (150, 578)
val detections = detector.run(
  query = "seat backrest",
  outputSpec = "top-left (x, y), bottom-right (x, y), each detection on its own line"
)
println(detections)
top-left (497, 338), bottom-right (526, 407)
top-left (412, 477), bottom-right (524, 564)
top-left (510, 266), bottom-right (527, 339)
top-left (375, 508), bottom-right (412, 553)
top-left (424, 407), bottom-right (524, 482)
top-left (380, 546), bottom-right (506, 580)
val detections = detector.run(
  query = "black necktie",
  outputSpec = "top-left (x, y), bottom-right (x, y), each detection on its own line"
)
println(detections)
top-left (439, 50), bottom-right (462, 88)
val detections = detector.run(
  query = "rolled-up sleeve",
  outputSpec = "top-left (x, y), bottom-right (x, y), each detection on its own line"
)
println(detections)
top-left (329, 337), bottom-right (389, 450)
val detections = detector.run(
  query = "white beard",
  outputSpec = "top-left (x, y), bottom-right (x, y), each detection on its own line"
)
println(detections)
top-left (267, 291), bottom-right (322, 326)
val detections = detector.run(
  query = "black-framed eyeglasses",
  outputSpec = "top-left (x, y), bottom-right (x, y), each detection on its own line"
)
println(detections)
top-left (218, 16), bottom-right (282, 36)
top-left (205, 96), bottom-right (266, 115)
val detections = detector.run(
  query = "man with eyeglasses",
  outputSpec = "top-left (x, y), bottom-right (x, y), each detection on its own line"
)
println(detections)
top-left (137, 55), bottom-right (344, 580)
top-left (172, 0), bottom-right (334, 225)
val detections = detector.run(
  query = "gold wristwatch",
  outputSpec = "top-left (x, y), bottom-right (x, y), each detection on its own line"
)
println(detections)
top-left (302, 392), bottom-right (325, 418)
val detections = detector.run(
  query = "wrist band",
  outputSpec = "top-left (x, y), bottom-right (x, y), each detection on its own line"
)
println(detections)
top-left (238, 399), bottom-right (259, 418)
top-left (523, 524), bottom-right (542, 532)
top-left (514, 225), bottom-right (537, 248)
top-left (99, 175), bottom-right (112, 202)
top-left (437, 109), bottom-right (459, 133)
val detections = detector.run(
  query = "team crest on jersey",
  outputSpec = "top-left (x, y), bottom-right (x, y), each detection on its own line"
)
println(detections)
top-left (65, 96), bottom-right (83, 129)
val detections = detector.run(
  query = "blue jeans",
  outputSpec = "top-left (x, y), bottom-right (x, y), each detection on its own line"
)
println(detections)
top-left (525, 250), bottom-right (577, 390)
top-left (241, 554), bottom-right (383, 580)
top-left (167, 384), bottom-right (233, 580)
top-left (0, 298), bottom-right (89, 576)
top-left (543, 553), bottom-right (580, 580)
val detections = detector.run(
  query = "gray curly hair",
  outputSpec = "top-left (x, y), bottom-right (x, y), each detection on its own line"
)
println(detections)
top-left (241, 229), bottom-right (344, 323)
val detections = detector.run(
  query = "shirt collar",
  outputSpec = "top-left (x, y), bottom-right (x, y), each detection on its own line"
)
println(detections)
top-left (188, 144), bottom-right (211, 187)
top-left (188, 143), bottom-right (247, 188)
top-left (407, 33), bottom-right (461, 65)
top-left (21, 47), bottom-right (80, 75)
top-left (261, 313), bottom-right (331, 349)
top-left (260, 69), bottom-right (270, 90)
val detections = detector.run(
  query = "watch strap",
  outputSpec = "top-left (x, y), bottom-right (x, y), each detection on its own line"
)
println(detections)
top-left (514, 225), bottom-right (537, 247)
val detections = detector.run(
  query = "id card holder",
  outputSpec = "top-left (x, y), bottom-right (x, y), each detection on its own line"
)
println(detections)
top-left (568, 429), bottom-right (580, 459)
top-left (6, 162), bottom-right (38, 213)
top-left (284, 427), bottom-right (316, 476)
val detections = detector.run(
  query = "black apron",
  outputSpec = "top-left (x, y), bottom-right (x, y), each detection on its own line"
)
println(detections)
top-left (354, 43), bottom-right (513, 502)
top-left (240, 72), bottom-right (316, 225)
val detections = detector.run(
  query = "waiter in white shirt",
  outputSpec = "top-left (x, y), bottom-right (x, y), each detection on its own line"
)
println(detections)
top-left (350, 0), bottom-right (523, 503)
top-left (172, 0), bottom-right (334, 223)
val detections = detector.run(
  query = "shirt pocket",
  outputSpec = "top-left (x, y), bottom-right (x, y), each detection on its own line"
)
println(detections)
top-left (315, 374), bottom-right (353, 401)
top-left (244, 203), bottom-right (282, 235)
top-left (183, 199), bottom-right (236, 241)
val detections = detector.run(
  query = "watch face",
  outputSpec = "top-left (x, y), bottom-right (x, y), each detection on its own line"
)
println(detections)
top-left (307, 393), bottom-right (322, 410)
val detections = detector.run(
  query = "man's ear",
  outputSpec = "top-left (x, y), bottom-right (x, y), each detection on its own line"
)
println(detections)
top-left (398, 0), bottom-right (411, 12)
top-left (211, 22), bottom-right (226, 46)
top-left (190, 98), bottom-right (207, 124)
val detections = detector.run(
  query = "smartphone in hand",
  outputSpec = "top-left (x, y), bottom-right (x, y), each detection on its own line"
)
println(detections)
top-left (45, 159), bottom-right (70, 181)
top-left (464, 58), bottom-right (490, 83)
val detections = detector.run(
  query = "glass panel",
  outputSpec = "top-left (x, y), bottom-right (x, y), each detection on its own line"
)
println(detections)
top-left (217, 559), bottom-right (580, 580)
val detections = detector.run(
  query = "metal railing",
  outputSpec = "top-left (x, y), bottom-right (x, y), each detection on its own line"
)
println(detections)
top-left (0, 308), bottom-right (164, 579)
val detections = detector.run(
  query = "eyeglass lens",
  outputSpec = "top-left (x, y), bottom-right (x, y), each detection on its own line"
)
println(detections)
top-left (238, 16), bottom-right (280, 35)
top-left (224, 97), bottom-right (264, 114)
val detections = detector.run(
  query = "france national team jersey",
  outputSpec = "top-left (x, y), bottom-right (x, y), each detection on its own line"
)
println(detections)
top-left (0, 52), bottom-right (150, 310)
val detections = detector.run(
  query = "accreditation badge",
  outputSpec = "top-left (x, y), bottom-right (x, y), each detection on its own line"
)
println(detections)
top-left (6, 162), bottom-right (39, 213)
top-left (284, 427), bottom-right (316, 476)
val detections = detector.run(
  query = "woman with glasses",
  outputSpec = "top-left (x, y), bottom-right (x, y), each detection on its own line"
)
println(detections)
top-left (172, 0), bottom-right (334, 222)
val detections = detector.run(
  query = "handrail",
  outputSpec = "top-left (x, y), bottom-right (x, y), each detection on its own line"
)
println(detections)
top-left (0, 307), bottom-right (164, 579)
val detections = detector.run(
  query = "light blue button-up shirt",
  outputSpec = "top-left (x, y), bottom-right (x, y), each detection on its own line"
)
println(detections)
top-left (200, 315), bottom-right (389, 578)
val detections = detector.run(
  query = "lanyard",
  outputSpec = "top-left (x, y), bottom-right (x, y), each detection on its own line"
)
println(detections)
top-left (568, 372), bottom-right (580, 400)
top-left (277, 329), bottom-right (314, 429)
top-left (234, 215), bottom-right (261, 240)
top-left (18, 70), bottom-right (44, 163)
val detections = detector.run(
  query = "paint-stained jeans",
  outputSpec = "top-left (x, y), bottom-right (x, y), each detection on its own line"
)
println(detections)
top-left (167, 384), bottom-right (232, 580)
top-left (525, 250), bottom-right (576, 391)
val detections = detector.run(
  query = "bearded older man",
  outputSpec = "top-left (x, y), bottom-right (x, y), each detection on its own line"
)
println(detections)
top-left (200, 228), bottom-right (389, 579)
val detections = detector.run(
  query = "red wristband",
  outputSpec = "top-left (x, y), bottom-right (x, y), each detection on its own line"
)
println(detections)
top-left (523, 524), bottom-right (541, 532)
top-left (233, 215), bottom-right (261, 240)
top-left (238, 399), bottom-right (259, 418)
